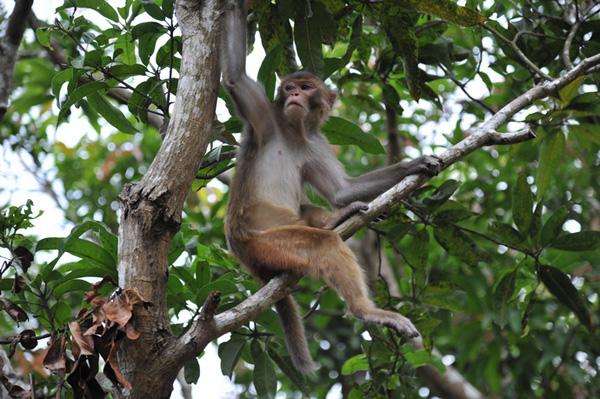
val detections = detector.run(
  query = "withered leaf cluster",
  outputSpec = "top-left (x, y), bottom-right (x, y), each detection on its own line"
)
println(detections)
top-left (42, 279), bottom-right (151, 398)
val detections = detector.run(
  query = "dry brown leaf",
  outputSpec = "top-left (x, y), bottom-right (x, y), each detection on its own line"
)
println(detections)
top-left (0, 298), bottom-right (28, 322)
top-left (43, 335), bottom-right (67, 372)
top-left (13, 246), bottom-right (33, 272)
top-left (69, 321), bottom-right (94, 356)
top-left (104, 341), bottom-right (131, 390)
top-left (102, 293), bottom-right (132, 328)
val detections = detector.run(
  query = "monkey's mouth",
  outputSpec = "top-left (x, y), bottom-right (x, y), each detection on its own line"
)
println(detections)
top-left (287, 101), bottom-right (305, 109)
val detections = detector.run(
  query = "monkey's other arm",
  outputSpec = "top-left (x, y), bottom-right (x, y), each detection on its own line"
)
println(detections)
top-left (220, 1), bottom-right (274, 138)
top-left (307, 143), bottom-right (443, 208)
top-left (300, 202), bottom-right (369, 230)
top-left (332, 155), bottom-right (443, 206)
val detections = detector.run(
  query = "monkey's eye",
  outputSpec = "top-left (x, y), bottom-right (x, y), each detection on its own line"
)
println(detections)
top-left (285, 85), bottom-right (294, 92)
top-left (301, 84), bottom-right (312, 90)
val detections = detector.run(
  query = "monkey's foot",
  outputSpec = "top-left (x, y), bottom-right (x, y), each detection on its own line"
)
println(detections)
top-left (411, 155), bottom-right (443, 177)
top-left (385, 314), bottom-right (420, 339)
top-left (324, 201), bottom-right (369, 229)
top-left (362, 310), bottom-right (420, 339)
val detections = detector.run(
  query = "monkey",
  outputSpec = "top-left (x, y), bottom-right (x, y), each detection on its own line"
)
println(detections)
top-left (220, 1), bottom-right (442, 373)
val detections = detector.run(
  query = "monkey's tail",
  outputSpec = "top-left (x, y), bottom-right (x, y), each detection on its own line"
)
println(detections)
top-left (274, 295), bottom-right (318, 374)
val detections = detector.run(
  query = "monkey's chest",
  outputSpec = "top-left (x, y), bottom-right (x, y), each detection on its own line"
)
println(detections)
top-left (253, 145), bottom-right (303, 209)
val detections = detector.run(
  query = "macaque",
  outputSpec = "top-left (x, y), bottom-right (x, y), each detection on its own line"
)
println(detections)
top-left (221, 1), bottom-right (442, 373)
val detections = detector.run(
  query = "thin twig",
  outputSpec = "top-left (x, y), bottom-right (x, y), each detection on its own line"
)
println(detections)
top-left (562, 20), bottom-right (582, 69)
top-left (483, 24), bottom-right (553, 80)
top-left (439, 64), bottom-right (495, 113)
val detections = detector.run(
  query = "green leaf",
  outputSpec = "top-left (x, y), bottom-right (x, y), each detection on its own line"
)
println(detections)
top-left (294, 12), bottom-right (324, 75)
top-left (402, 348), bottom-right (444, 372)
top-left (322, 117), bottom-right (385, 154)
top-left (50, 67), bottom-right (74, 102)
top-left (143, 1), bottom-right (164, 20)
top-left (156, 37), bottom-right (181, 68)
top-left (251, 340), bottom-right (277, 399)
top-left (132, 22), bottom-right (167, 38)
top-left (257, 46), bottom-right (282, 101)
top-left (423, 180), bottom-right (460, 208)
top-left (267, 348), bottom-right (309, 395)
top-left (54, 302), bottom-right (72, 325)
top-left (422, 285), bottom-right (466, 312)
top-left (408, 0), bottom-right (485, 26)
top-left (35, 28), bottom-right (51, 48)
top-left (433, 225), bottom-right (482, 266)
top-left (108, 64), bottom-right (146, 79)
top-left (171, 267), bottom-right (196, 294)
top-left (58, 0), bottom-right (119, 22)
top-left (403, 227), bottom-right (429, 269)
top-left (195, 260), bottom-right (211, 287)
top-left (493, 269), bottom-right (517, 327)
top-left (87, 93), bottom-right (137, 134)
top-left (58, 81), bottom-right (108, 123)
top-left (115, 33), bottom-right (136, 65)
top-left (559, 76), bottom-right (584, 107)
top-left (530, 202), bottom-right (543, 246)
top-left (432, 202), bottom-right (473, 224)
top-left (569, 124), bottom-right (600, 145)
top-left (538, 265), bottom-right (592, 330)
top-left (57, 261), bottom-right (111, 280)
top-left (341, 353), bottom-right (369, 375)
top-left (550, 231), bottom-right (600, 251)
top-left (184, 358), bottom-right (200, 384)
top-left (138, 33), bottom-right (161, 65)
top-left (37, 236), bottom-right (116, 276)
top-left (488, 221), bottom-right (524, 249)
top-left (0, 279), bottom-right (13, 291)
top-left (218, 337), bottom-right (246, 378)
top-left (162, 0), bottom-right (174, 18)
top-left (168, 233), bottom-right (185, 265)
top-left (512, 173), bottom-right (534, 237)
top-left (541, 206), bottom-right (569, 247)
top-left (53, 279), bottom-right (92, 297)
top-left (536, 132), bottom-right (565, 198)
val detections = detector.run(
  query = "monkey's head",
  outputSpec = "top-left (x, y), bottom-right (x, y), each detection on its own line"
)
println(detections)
top-left (276, 71), bottom-right (336, 130)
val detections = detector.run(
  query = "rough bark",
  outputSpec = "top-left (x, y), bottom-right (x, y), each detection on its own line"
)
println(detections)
top-left (114, 1), bottom-right (221, 397)
top-left (0, 0), bottom-right (34, 121)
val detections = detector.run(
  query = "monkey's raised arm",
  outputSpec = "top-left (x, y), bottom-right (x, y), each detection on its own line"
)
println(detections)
top-left (221, 1), bottom-right (275, 141)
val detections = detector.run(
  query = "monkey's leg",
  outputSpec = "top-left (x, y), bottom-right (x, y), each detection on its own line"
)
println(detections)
top-left (247, 226), bottom-right (419, 338)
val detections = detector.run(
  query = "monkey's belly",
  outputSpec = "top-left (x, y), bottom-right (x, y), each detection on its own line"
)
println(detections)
top-left (244, 202), bottom-right (303, 231)
top-left (226, 202), bottom-right (305, 271)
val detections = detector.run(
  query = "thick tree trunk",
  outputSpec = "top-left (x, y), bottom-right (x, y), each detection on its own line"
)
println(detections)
top-left (0, 0), bottom-right (34, 121)
top-left (115, 1), bottom-right (221, 397)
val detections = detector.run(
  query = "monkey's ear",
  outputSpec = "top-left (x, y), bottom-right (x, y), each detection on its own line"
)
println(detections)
top-left (327, 91), bottom-right (337, 108)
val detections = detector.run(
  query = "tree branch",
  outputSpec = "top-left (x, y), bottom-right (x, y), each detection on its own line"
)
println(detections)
top-left (0, 0), bottom-right (34, 120)
top-left (562, 19), bottom-right (581, 69)
top-left (5, 0), bottom-right (33, 46)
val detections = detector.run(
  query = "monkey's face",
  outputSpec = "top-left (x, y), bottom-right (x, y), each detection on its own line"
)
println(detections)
top-left (282, 80), bottom-right (315, 121)
top-left (280, 78), bottom-right (336, 129)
